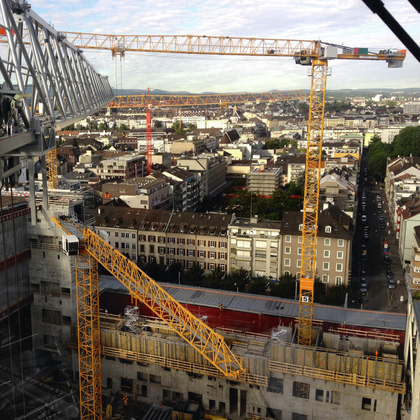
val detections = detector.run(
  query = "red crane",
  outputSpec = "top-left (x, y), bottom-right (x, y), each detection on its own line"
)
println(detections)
top-left (146, 88), bottom-right (152, 175)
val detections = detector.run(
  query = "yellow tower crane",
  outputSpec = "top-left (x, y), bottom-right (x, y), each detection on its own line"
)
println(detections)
top-left (52, 216), bottom-right (243, 419)
top-left (42, 33), bottom-right (405, 346)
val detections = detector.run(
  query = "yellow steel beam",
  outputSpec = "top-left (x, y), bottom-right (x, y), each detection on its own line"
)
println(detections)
top-left (298, 59), bottom-right (328, 346)
top-left (64, 225), bottom-right (244, 378)
top-left (110, 90), bottom-right (309, 108)
top-left (46, 149), bottom-right (59, 190)
top-left (75, 252), bottom-right (102, 420)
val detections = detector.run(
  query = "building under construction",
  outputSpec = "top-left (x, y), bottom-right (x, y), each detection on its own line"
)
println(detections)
top-left (0, 193), bottom-right (408, 419)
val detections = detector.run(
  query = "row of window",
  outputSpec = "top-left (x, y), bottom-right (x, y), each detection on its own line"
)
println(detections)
top-left (138, 235), bottom-right (227, 248)
top-left (285, 236), bottom-right (345, 247)
top-left (284, 271), bottom-right (344, 285)
top-left (284, 259), bottom-right (344, 272)
top-left (284, 247), bottom-right (343, 259)
top-left (139, 245), bottom-right (226, 259)
top-left (139, 255), bottom-right (226, 271)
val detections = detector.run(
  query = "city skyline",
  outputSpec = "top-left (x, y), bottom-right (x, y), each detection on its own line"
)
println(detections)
top-left (30, 0), bottom-right (420, 94)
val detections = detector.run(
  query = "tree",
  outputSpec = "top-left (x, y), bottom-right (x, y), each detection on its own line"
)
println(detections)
top-left (120, 123), bottom-right (128, 130)
top-left (72, 139), bottom-right (79, 148)
top-left (143, 260), bottom-right (165, 282)
top-left (186, 123), bottom-right (197, 131)
top-left (246, 277), bottom-right (268, 295)
top-left (172, 120), bottom-right (186, 135)
top-left (326, 284), bottom-right (350, 306)
top-left (166, 262), bottom-right (183, 284)
top-left (98, 122), bottom-right (106, 130)
top-left (269, 274), bottom-right (296, 299)
top-left (202, 267), bottom-right (226, 289)
top-left (222, 268), bottom-right (250, 292)
top-left (391, 126), bottom-right (420, 158)
top-left (154, 120), bottom-right (163, 128)
top-left (181, 263), bottom-right (204, 286)
top-left (367, 137), bottom-right (391, 178)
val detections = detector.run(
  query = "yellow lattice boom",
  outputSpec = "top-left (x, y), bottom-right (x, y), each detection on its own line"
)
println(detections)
top-left (110, 90), bottom-right (309, 108)
top-left (298, 59), bottom-right (328, 347)
top-left (83, 228), bottom-right (244, 377)
top-left (46, 149), bottom-right (59, 189)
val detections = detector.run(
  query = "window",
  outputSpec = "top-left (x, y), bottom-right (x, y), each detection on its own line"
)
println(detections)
top-left (169, 248), bottom-right (175, 255)
top-left (286, 235), bottom-right (291, 243)
top-left (132, 244), bottom-right (136, 249)
top-left (336, 263), bottom-right (343, 272)
top-left (149, 235), bottom-right (156, 242)
top-left (220, 242), bottom-right (226, 248)
top-left (324, 238), bottom-right (330, 246)
top-left (188, 261), bottom-right (194, 267)
top-left (199, 240), bottom-right (205, 246)
top-left (325, 226), bottom-right (331, 233)
top-left (132, 233), bottom-right (136, 239)
top-left (285, 246), bottom-right (291, 254)
top-left (322, 275), bottom-right (329, 284)
top-left (121, 243), bottom-right (125, 249)
top-left (362, 397), bottom-right (371, 410)
top-left (338, 239), bottom-right (344, 247)
top-left (323, 262), bottom-right (329, 270)
top-left (179, 238), bottom-right (185, 244)
top-left (209, 252), bottom-right (215, 259)
top-left (158, 247), bottom-right (165, 254)
top-left (169, 259), bottom-right (174, 265)
top-left (297, 260), bottom-right (301, 268)
top-left (115, 242), bottom-right (119, 248)
top-left (221, 252), bottom-right (226, 260)
top-left (337, 251), bottom-right (343, 259)
top-left (266, 408), bottom-right (282, 419)
top-left (256, 240), bottom-right (266, 248)
top-left (299, 224), bottom-right (303, 231)
top-left (298, 236), bottom-right (302, 244)
top-left (159, 236), bottom-right (165, 243)
top-left (169, 237), bottom-right (175, 244)
top-left (324, 250), bottom-right (330, 258)
top-left (179, 249), bottom-right (184, 256)
top-left (121, 377), bottom-right (133, 394)
top-left (297, 247), bottom-right (302, 255)
top-left (199, 251), bottom-right (204, 258)
top-left (331, 391), bottom-right (340, 405)
top-left (335, 277), bottom-right (343, 285)
top-left (149, 245), bottom-right (154, 253)
top-left (315, 389), bottom-right (324, 402)
top-left (221, 264), bottom-right (225, 271)
top-left (189, 249), bottom-right (194, 256)
top-left (292, 381), bottom-right (309, 399)
top-left (284, 258), bottom-right (290, 267)
top-left (115, 232), bottom-right (118, 237)
top-left (188, 239), bottom-right (194, 245)
top-left (121, 232), bottom-right (125, 238)
top-left (268, 377), bottom-right (283, 394)
top-left (209, 263), bottom-right (215, 270)
top-left (292, 414), bottom-right (307, 420)
top-left (210, 240), bottom-right (215, 247)
top-left (139, 234), bottom-right (145, 241)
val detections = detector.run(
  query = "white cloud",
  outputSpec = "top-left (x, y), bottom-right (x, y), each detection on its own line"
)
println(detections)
top-left (27, 0), bottom-right (420, 92)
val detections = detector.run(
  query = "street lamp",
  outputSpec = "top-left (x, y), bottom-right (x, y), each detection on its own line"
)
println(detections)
top-left (234, 283), bottom-right (239, 293)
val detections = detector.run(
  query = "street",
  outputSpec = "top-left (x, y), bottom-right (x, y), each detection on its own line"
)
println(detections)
top-left (350, 155), bottom-right (407, 313)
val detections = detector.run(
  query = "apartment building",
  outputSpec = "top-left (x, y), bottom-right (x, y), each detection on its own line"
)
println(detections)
top-left (280, 208), bottom-right (353, 286)
top-left (95, 206), bottom-right (231, 272)
top-left (247, 167), bottom-right (283, 195)
top-left (228, 216), bottom-right (282, 279)
top-left (103, 177), bottom-right (172, 210)
top-left (407, 225), bottom-right (420, 287)
top-left (95, 153), bottom-right (146, 180)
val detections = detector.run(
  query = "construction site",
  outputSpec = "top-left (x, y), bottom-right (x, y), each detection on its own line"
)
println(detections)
top-left (0, 0), bottom-right (417, 419)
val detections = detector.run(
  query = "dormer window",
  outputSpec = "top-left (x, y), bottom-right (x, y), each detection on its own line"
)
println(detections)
top-left (325, 225), bottom-right (332, 233)
top-left (299, 224), bottom-right (303, 231)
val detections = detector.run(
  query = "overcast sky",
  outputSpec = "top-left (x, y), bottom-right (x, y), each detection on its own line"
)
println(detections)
top-left (30, 0), bottom-right (419, 94)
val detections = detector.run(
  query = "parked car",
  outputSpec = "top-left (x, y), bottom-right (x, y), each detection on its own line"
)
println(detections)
top-left (384, 255), bottom-right (391, 265)
top-left (388, 279), bottom-right (395, 289)
top-left (361, 214), bottom-right (367, 224)
top-left (386, 270), bottom-right (394, 279)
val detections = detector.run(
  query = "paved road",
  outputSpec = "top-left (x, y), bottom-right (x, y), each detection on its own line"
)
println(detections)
top-left (350, 156), bottom-right (407, 313)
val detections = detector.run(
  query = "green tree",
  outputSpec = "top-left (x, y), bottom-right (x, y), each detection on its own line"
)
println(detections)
top-left (313, 278), bottom-right (327, 304)
top-left (120, 123), bottom-right (128, 130)
top-left (181, 263), bottom-right (204, 286)
top-left (166, 262), bottom-right (183, 284)
top-left (269, 274), bottom-right (296, 299)
top-left (222, 268), bottom-right (250, 292)
top-left (154, 120), bottom-right (163, 128)
top-left (72, 139), bottom-right (79, 148)
top-left (326, 284), bottom-right (350, 306)
top-left (386, 100), bottom-right (397, 107)
top-left (367, 136), bottom-right (391, 179)
top-left (246, 277), bottom-right (268, 295)
top-left (187, 123), bottom-right (197, 131)
top-left (98, 122), bottom-right (106, 130)
top-left (391, 126), bottom-right (420, 158)
top-left (143, 260), bottom-right (165, 282)
top-left (240, 116), bottom-right (248, 121)
top-left (202, 267), bottom-right (226, 289)
top-left (172, 120), bottom-right (186, 135)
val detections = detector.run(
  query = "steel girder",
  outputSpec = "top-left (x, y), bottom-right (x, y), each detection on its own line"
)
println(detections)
top-left (0, 0), bottom-right (114, 158)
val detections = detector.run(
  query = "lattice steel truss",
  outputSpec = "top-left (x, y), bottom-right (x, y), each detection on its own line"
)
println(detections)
top-left (0, 0), bottom-right (114, 218)
top-left (75, 252), bottom-right (102, 420)
top-left (298, 60), bottom-right (328, 346)
top-left (46, 148), bottom-right (59, 189)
